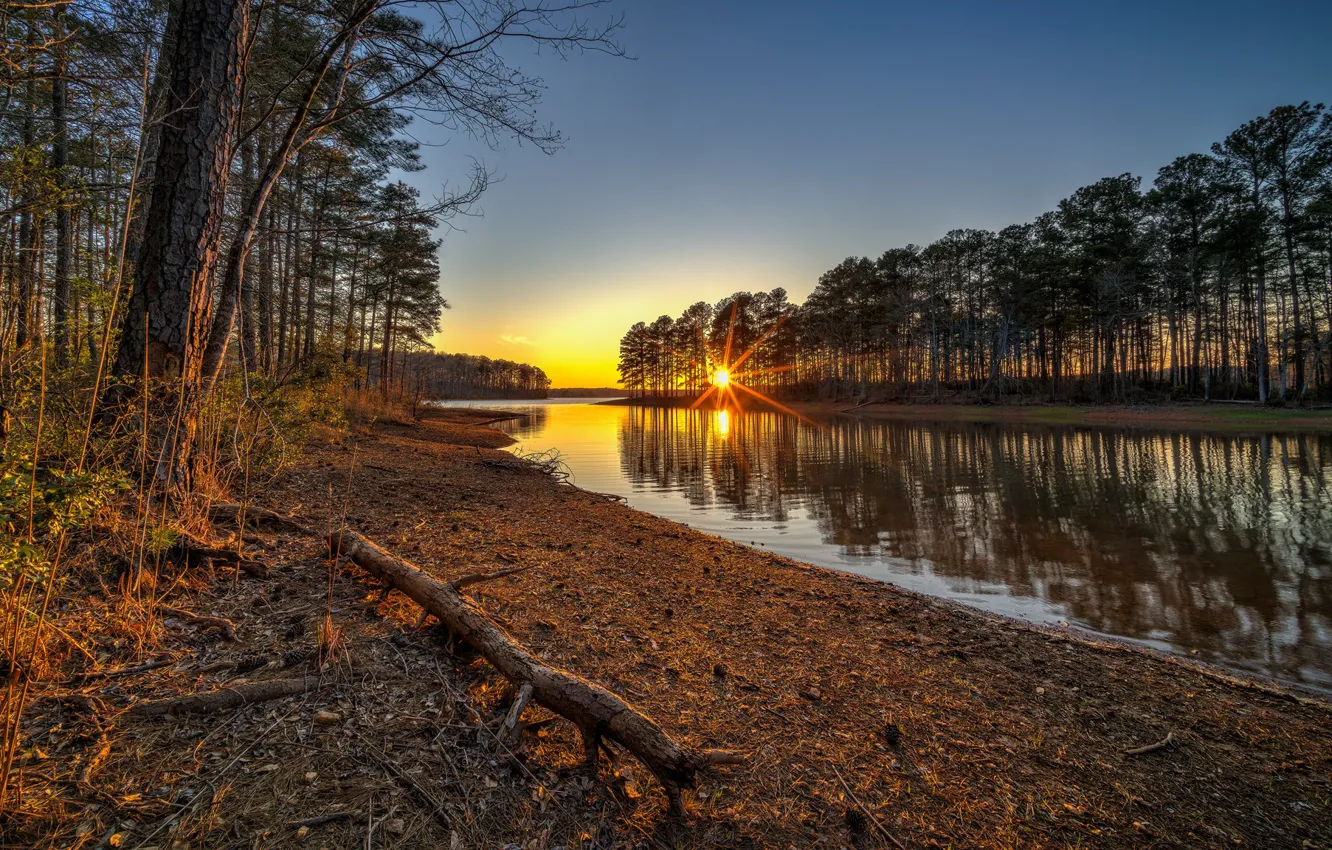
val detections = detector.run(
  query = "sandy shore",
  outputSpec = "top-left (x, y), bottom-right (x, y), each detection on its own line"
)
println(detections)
top-left (34, 407), bottom-right (1329, 849)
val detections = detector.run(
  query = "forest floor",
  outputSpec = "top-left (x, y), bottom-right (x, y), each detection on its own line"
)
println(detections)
top-left (603, 395), bottom-right (1332, 433)
top-left (16, 407), bottom-right (1332, 849)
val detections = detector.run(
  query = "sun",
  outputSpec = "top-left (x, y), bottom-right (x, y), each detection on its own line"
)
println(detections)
top-left (712, 369), bottom-right (730, 387)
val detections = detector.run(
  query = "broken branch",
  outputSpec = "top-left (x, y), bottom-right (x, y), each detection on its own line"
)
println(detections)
top-left (210, 503), bottom-right (306, 532)
top-left (1124, 731), bottom-right (1177, 757)
top-left (449, 564), bottom-right (532, 592)
top-left (328, 529), bottom-right (739, 814)
top-left (171, 534), bottom-right (269, 578)
top-left (500, 682), bottom-right (535, 743)
top-left (128, 677), bottom-right (325, 717)
top-left (159, 605), bottom-right (239, 642)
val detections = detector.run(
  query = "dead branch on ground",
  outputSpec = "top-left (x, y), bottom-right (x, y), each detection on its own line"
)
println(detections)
top-left (1124, 731), bottom-right (1177, 757)
top-left (170, 534), bottom-right (269, 578)
top-left (209, 502), bottom-right (306, 532)
top-left (159, 605), bottom-right (239, 642)
top-left (327, 529), bottom-right (741, 815)
top-left (128, 677), bottom-right (325, 717)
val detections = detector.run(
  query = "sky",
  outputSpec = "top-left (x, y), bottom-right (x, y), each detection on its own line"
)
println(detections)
top-left (403, 0), bottom-right (1332, 388)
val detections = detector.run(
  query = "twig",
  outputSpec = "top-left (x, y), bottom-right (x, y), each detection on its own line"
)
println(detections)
top-left (1124, 731), bottom-right (1177, 757)
top-left (78, 730), bottom-right (112, 785)
top-left (65, 658), bottom-right (173, 685)
top-left (829, 762), bottom-right (907, 850)
top-left (449, 564), bottom-right (532, 592)
top-left (159, 604), bottom-right (239, 642)
top-left (351, 729), bottom-right (452, 828)
top-left (128, 677), bottom-right (324, 716)
top-left (290, 810), bottom-right (358, 828)
top-left (471, 414), bottom-right (527, 427)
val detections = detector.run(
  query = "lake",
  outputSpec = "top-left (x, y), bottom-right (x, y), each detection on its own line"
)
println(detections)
top-left (435, 398), bottom-right (1332, 690)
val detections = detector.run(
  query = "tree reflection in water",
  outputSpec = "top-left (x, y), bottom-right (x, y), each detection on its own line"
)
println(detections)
top-left (617, 407), bottom-right (1332, 688)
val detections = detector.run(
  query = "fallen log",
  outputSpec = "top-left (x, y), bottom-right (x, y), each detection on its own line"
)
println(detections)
top-left (128, 677), bottom-right (325, 717)
top-left (328, 529), bottom-right (739, 814)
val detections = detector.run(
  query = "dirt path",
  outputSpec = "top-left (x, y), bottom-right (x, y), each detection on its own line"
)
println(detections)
top-left (43, 407), bottom-right (1328, 849)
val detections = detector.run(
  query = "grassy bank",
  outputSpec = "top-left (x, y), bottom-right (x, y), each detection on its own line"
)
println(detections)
top-left (16, 406), bottom-right (1332, 849)
top-left (605, 395), bottom-right (1332, 433)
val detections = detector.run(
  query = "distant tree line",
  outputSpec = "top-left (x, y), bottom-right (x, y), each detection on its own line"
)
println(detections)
top-left (399, 352), bottom-right (551, 399)
top-left (618, 103), bottom-right (1332, 403)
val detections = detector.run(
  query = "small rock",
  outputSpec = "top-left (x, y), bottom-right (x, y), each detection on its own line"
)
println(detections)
top-left (385, 819), bottom-right (405, 835)
top-left (1035, 687), bottom-right (1046, 696)
top-left (800, 687), bottom-right (822, 701)
top-left (296, 825), bottom-right (310, 840)
top-left (303, 771), bottom-right (318, 783)
top-left (313, 710), bottom-right (342, 725)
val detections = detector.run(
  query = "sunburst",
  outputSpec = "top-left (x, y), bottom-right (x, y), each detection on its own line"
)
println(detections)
top-left (680, 303), bottom-right (814, 425)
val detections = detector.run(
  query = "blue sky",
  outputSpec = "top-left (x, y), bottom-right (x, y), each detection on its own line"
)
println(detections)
top-left (405, 0), bottom-right (1332, 387)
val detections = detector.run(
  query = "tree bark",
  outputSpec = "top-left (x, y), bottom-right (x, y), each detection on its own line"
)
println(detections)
top-left (113, 0), bottom-right (248, 385)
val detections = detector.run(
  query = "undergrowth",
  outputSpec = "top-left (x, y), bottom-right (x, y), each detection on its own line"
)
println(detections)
top-left (0, 340), bottom-right (419, 816)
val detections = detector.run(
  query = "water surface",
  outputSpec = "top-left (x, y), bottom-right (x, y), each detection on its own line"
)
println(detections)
top-left (436, 399), bottom-right (1332, 689)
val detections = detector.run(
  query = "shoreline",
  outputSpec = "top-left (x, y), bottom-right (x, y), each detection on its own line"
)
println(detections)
top-left (601, 395), bottom-right (1332, 433)
top-left (60, 406), bottom-right (1330, 849)
top-left (279, 408), bottom-right (1332, 846)
top-left (458, 404), bottom-right (1329, 698)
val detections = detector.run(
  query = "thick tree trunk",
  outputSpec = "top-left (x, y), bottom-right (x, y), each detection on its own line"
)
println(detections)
top-left (327, 530), bottom-right (738, 814)
top-left (113, 0), bottom-right (248, 384)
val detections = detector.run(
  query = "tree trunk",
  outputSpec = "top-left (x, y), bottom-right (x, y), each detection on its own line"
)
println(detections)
top-left (15, 32), bottom-right (36, 351)
top-left (114, 0), bottom-right (248, 385)
top-left (258, 199), bottom-right (275, 373)
top-left (199, 0), bottom-right (374, 383)
top-left (50, 5), bottom-right (71, 366)
top-left (237, 143), bottom-right (261, 374)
